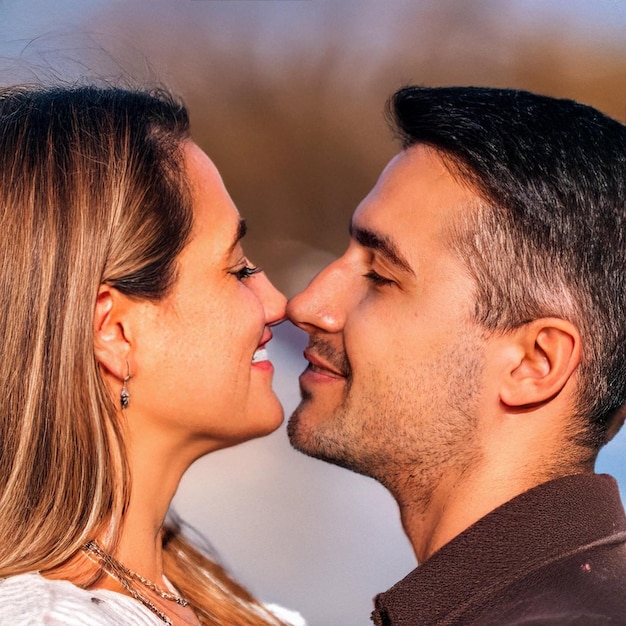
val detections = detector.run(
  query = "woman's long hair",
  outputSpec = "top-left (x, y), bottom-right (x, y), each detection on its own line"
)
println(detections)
top-left (0, 85), bottom-right (284, 625)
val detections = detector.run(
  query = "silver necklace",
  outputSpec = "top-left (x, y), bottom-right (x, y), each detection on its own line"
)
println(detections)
top-left (84, 540), bottom-right (189, 625)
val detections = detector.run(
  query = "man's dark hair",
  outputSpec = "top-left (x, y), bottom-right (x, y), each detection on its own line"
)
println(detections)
top-left (387, 85), bottom-right (626, 448)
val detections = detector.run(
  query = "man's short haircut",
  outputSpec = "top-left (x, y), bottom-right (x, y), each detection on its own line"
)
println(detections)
top-left (387, 85), bottom-right (626, 448)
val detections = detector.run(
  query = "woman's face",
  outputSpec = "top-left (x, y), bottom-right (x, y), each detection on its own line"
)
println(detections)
top-left (130, 142), bottom-right (286, 452)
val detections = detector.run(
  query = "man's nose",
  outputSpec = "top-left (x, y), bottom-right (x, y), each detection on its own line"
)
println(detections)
top-left (287, 258), bottom-right (351, 334)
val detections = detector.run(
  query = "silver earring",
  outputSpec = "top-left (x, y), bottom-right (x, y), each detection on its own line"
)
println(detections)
top-left (120, 362), bottom-right (131, 410)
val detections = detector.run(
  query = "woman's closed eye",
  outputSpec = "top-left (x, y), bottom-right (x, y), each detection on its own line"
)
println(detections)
top-left (232, 264), bottom-right (263, 281)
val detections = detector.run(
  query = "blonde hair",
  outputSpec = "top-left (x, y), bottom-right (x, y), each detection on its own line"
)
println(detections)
top-left (0, 85), bottom-right (284, 625)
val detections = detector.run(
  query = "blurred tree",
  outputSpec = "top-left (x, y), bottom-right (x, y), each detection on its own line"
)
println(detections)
top-left (80, 1), bottom-right (626, 292)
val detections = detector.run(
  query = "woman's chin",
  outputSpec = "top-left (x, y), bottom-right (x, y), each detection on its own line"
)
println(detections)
top-left (217, 395), bottom-right (285, 448)
top-left (253, 397), bottom-right (285, 436)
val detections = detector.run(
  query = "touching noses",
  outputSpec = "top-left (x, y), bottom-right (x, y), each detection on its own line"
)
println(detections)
top-left (287, 260), bottom-right (348, 333)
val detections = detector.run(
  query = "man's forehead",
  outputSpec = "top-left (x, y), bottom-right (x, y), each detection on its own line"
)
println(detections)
top-left (353, 150), bottom-right (475, 225)
top-left (348, 147), bottom-right (483, 280)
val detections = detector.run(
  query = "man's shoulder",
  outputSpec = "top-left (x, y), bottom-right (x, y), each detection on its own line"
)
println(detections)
top-left (375, 540), bottom-right (626, 626)
top-left (372, 475), bottom-right (626, 626)
top-left (469, 538), bottom-right (626, 625)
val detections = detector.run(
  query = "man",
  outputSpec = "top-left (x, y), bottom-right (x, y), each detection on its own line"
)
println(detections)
top-left (287, 86), bottom-right (626, 625)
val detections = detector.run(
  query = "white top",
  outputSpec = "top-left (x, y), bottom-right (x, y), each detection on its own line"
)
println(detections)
top-left (0, 572), bottom-right (306, 626)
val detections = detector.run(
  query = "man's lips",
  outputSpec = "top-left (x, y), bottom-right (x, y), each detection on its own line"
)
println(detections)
top-left (303, 349), bottom-right (347, 378)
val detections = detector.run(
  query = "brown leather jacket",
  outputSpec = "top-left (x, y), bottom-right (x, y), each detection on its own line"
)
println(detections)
top-left (372, 474), bottom-right (626, 625)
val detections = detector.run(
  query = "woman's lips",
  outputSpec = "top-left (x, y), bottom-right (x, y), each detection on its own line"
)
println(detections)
top-left (252, 347), bottom-right (269, 363)
top-left (252, 328), bottom-right (274, 364)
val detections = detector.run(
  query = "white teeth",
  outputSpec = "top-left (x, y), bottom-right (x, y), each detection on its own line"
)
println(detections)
top-left (252, 348), bottom-right (269, 363)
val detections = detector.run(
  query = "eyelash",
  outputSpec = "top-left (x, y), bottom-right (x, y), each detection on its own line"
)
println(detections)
top-left (232, 264), bottom-right (263, 281)
top-left (364, 270), bottom-right (394, 287)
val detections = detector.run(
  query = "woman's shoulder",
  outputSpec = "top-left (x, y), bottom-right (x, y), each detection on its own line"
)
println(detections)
top-left (0, 572), bottom-right (161, 625)
top-left (264, 602), bottom-right (307, 626)
top-left (0, 572), bottom-right (307, 626)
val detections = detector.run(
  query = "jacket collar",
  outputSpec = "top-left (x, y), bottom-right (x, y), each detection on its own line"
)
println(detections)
top-left (373, 473), bottom-right (626, 625)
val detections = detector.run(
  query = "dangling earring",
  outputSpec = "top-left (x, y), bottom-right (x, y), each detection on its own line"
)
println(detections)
top-left (120, 361), bottom-right (131, 410)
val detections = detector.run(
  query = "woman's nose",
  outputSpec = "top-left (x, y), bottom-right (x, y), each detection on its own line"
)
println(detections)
top-left (257, 273), bottom-right (287, 325)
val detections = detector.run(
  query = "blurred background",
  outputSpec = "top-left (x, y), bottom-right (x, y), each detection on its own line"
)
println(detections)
top-left (0, 1), bottom-right (625, 624)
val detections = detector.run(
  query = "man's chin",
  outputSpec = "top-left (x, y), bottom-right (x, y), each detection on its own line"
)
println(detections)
top-left (286, 404), bottom-right (355, 470)
top-left (286, 404), bottom-right (309, 451)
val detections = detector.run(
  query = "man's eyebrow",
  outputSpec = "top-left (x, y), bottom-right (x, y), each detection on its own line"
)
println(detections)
top-left (228, 218), bottom-right (247, 255)
top-left (350, 223), bottom-right (414, 275)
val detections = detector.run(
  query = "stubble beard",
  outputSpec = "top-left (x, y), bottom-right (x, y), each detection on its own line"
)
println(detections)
top-left (287, 335), bottom-right (485, 510)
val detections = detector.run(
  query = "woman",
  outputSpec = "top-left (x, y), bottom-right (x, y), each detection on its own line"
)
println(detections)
top-left (0, 85), bottom-right (303, 625)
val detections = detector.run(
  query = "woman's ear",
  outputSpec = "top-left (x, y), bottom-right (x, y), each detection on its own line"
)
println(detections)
top-left (93, 284), bottom-right (132, 382)
top-left (500, 318), bottom-right (581, 408)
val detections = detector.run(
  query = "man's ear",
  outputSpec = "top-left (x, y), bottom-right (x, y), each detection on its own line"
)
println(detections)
top-left (500, 318), bottom-right (581, 408)
top-left (93, 284), bottom-right (132, 382)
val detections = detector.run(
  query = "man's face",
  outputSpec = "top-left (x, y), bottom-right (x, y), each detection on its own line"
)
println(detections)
top-left (287, 145), bottom-right (489, 499)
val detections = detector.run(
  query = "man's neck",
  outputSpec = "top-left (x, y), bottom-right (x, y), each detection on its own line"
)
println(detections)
top-left (398, 457), bottom-right (592, 563)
